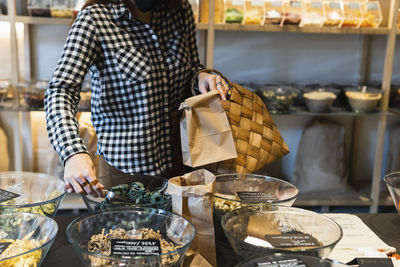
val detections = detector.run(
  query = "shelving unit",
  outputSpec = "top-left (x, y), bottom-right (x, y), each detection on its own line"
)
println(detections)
top-left (1, 0), bottom-right (399, 212)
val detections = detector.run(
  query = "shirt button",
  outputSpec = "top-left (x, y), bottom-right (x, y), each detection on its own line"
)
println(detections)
top-left (151, 34), bottom-right (157, 40)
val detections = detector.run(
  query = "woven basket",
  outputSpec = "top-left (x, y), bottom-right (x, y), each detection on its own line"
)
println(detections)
top-left (192, 69), bottom-right (289, 174)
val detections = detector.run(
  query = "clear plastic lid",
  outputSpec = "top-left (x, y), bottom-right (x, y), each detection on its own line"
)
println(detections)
top-left (244, 0), bottom-right (265, 25)
top-left (342, 1), bottom-right (363, 27)
top-left (323, 1), bottom-right (344, 27)
top-left (360, 1), bottom-right (382, 28)
top-left (264, 0), bottom-right (283, 26)
top-left (224, 0), bottom-right (244, 24)
top-left (282, 0), bottom-right (302, 26)
top-left (300, 1), bottom-right (324, 27)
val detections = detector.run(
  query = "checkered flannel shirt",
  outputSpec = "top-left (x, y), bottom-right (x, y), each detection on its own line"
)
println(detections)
top-left (45, 0), bottom-right (203, 175)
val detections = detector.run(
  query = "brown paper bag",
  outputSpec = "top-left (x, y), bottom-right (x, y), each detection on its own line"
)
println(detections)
top-left (166, 169), bottom-right (217, 267)
top-left (178, 90), bottom-right (237, 167)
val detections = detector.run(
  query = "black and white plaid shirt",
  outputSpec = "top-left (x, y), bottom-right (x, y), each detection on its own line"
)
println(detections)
top-left (45, 0), bottom-right (203, 175)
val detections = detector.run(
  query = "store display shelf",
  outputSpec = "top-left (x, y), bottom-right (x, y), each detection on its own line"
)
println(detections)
top-left (0, 16), bottom-right (10, 22)
top-left (295, 191), bottom-right (372, 207)
top-left (214, 24), bottom-right (390, 35)
top-left (15, 15), bottom-right (73, 25)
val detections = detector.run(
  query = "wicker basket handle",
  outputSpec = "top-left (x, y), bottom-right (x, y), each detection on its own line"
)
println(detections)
top-left (191, 68), bottom-right (233, 96)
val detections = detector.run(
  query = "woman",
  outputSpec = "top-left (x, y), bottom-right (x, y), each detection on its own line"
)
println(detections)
top-left (45, 0), bottom-right (229, 197)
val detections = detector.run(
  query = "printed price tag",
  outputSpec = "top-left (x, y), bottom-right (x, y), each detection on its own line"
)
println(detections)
top-left (367, 2), bottom-right (378, 11)
top-left (330, 2), bottom-right (341, 9)
top-left (237, 192), bottom-right (279, 203)
top-left (357, 258), bottom-right (394, 267)
top-left (257, 258), bottom-right (307, 266)
top-left (311, 2), bottom-right (322, 9)
top-left (349, 2), bottom-right (360, 9)
top-left (111, 239), bottom-right (161, 257)
top-left (290, 1), bottom-right (301, 8)
top-left (232, 0), bottom-right (244, 5)
top-left (0, 242), bottom-right (12, 254)
top-left (0, 189), bottom-right (20, 203)
top-left (265, 233), bottom-right (320, 248)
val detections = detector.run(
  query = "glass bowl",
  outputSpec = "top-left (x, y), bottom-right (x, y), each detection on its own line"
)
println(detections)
top-left (214, 174), bottom-right (298, 217)
top-left (258, 85), bottom-right (299, 114)
top-left (0, 212), bottom-right (58, 266)
top-left (0, 171), bottom-right (66, 218)
top-left (302, 87), bottom-right (340, 113)
top-left (345, 87), bottom-right (383, 113)
top-left (67, 208), bottom-right (196, 267)
top-left (384, 172), bottom-right (400, 215)
top-left (235, 253), bottom-right (349, 267)
top-left (82, 174), bottom-right (171, 213)
top-left (221, 205), bottom-right (343, 260)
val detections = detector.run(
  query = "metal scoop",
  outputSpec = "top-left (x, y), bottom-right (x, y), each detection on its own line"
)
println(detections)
top-left (103, 190), bottom-right (134, 204)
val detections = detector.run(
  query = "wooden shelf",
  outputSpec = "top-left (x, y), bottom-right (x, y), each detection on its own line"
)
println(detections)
top-left (214, 23), bottom-right (391, 35)
top-left (15, 15), bottom-right (72, 25)
top-left (0, 16), bottom-right (10, 22)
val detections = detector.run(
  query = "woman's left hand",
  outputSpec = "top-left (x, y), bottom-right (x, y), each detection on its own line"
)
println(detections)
top-left (197, 72), bottom-right (229, 101)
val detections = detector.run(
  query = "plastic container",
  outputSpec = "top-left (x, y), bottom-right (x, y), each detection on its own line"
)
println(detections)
top-left (213, 174), bottom-right (299, 217)
top-left (302, 88), bottom-right (339, 113)
top-left (282, 0), bottom-right (302, 26)
top-left (264, 0), bottom-right (283, 25)
top-left (50, 0), bottom-right (74, 18)
top-left (224, 0), bottom-right (244, 24)
top-left (323, 1), bottom-right (344, 27)
top-left (300, 1), bottom-right (325, 27)
top-left (235, 253), bottom-right (350, 267)
top-left (27, 0), bottom-right (51, 17)
top-left (345, 86), bottom-right (382, 113)
top-left (82, 174), bottom-right (171, 213)
top-left (244, 0), bottom-right (264, 25)
top-left (0, 212), bottom-right (58, 267)
top-left (67, 208), bottom-right (196, 267)
top-left (21, 80), bottom-right (48, 109)
top-left (360, 1), bottom-right (382, 28)
top-left (221, 205), bottom-right (343, 260)
top-left (0, 171), bottom-right (66, 218)
top-left (384, 172), bottom-right (400, 215)
top-left (259, 85), bottom-right (298, 114)
top-left (342, 1), bottom-right (363, 27)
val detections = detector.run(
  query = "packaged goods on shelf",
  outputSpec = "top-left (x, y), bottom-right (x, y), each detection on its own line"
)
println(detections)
top-left (27, 0), bottom-right (51, 17)
top-left (342, 1), bottom-right (363, 27)
top-left (264, 0), bottom-right (283, 25)
top-left (50, 0), bottom-right (73, 18)
top-left (300, 1), bottom-right (324, 27)
top-left (200, 0), bottom-right (225, 23)
top-left (189, 0), bottom-right (199, 22)
top-left (244, 0), bottom-right (264, 24)
top-left (224, 0), bottom-right (244, 24)
top-left (323, 1), bottom-right (344, 27)
top-left (282, 0), bottom-right (302, 26)
top-left (360, 1), bottom-right (382, 28)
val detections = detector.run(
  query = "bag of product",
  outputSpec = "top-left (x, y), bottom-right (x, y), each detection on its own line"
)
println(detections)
top-left (244, 0), bottom-right (264, 25)
top-left (224, 0), bottom-right (244, 23)
top-left (166, 169), bottom-right (217, 267)
top-left (179, 90), bottom-right (237, 168)
top-left (264, 0), bottom-right (283, 25)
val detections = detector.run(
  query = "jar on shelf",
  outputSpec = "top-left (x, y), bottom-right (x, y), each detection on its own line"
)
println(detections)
top-left (342, 1), bottom-right (363, 27)
top-left (300, 1), bottom-right (324, 27)
top-left (200, 0), bottom-right (225, 23)
top-left (0, 79), bottom-right (14, 109)
top-left (258, 85), bottom-right (299, 114)
top-left (244, 0), bottom-right (264, 25)
top-left (50, 0), bottom-right (74, 18)
top-left (323, 1), bottom-right (344, 27)
top-left (359, 1), bottom-right (382, 28)
top-left (302, 87), bottom-right (340, 113)
top-left (264, 0), bottom-right (283, 26)
top-left (189, 0), bottom-right (199, 23)
top-left (345, 86), bottom-right (383, 113)
top-left (19, 81), bottom-right (48, 109)
top-left (27, 0), bottom-right (51, 17)
top-left (282, 0), bottom-right (302, 26)
top-left (224, 0), bottom-right (244, 24)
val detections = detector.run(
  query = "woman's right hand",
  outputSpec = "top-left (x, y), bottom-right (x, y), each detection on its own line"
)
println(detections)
top-left (64, 153), bottom-right (105, 197)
